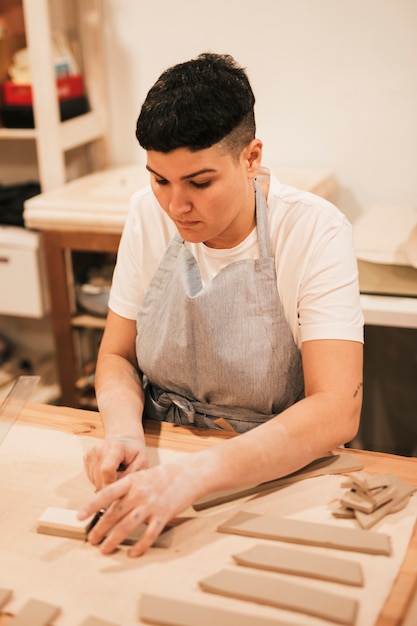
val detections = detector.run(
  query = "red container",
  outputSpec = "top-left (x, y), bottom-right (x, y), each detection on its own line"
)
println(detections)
top-left (2, 74), bottom-right (85, 106)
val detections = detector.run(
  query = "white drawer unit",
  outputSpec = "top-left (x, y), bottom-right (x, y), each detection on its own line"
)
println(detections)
top-left (0, 225), bottom-right (49, 318)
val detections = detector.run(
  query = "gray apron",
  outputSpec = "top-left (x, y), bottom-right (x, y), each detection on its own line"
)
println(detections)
top-left (136, 181), bottom-right (304, 433)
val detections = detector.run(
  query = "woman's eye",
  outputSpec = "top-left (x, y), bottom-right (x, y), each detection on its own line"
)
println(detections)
top-left (155, 178), bottom-right (169, 186)
top-left (190, 180), bottom-right (211, 189)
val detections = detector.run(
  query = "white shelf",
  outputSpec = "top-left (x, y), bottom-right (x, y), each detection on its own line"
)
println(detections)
top-left (0, 127), bottom-right (37, 140)
top-left (60, 111), bottom-right (106, 152)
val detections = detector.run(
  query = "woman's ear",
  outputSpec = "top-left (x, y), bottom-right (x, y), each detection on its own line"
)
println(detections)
top-left (242, 138), bottom-right (263, 178)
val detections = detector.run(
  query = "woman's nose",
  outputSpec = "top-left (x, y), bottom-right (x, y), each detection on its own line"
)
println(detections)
top-left (168, 187), bottom-right (192, 216)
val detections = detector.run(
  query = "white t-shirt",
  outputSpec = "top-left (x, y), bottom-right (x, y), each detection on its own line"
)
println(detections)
top-left (109, 168), bottom-right (364, 348)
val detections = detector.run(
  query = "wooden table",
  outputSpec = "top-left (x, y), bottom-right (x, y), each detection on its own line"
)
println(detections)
top-left (2, 401), bottom-right (417, 625)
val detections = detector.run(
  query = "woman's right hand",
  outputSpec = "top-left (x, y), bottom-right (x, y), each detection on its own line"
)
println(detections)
top-left (84, 436), bottom-right (149, 490)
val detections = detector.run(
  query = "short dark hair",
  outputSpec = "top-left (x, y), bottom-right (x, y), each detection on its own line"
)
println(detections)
top-left (136, 52), bottom-right (256, 156)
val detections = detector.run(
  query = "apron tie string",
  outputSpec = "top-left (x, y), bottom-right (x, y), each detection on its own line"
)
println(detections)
top-left (146, 385), bottom-right (196, 425)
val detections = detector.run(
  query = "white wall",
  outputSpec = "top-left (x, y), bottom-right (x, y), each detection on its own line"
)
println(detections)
top-left (100, 0), bottom-right (417, 217)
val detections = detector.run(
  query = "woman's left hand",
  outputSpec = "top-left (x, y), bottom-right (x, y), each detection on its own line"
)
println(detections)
top-left (77, 461), bottom-right (196, 557)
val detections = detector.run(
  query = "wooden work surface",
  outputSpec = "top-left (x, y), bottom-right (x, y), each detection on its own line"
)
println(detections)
top-left (1, 401), bottom-right (417, 625)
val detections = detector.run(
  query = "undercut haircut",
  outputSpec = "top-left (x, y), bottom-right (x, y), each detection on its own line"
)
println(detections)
top-left (136, 53), bottom-right (256, 158)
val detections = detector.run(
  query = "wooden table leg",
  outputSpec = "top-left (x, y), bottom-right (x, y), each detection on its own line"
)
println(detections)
top-left (42, 231), bottom-right (79, 406)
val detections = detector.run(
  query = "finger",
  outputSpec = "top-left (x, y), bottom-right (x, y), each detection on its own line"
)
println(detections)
top-left (87, 500), bottom-right (124, 548)
top-left (77, 476), bottom-right (130, 521)
top-left (88, 501), bottom-right (151, 554)
top-left (94, 505), bottom-right (147, 555)
top-left (122, 458), bottom-right (147, 476)
top-left (128, 516), bottom-right (165, 558)
top-left (100, 450), bottom-right (127, 485)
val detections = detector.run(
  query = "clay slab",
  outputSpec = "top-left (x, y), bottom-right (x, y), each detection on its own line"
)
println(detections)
top-left (354, 481), bottom-right (416, 530)
top-left (233, 543), bottom-right (364, 586)
top-left (193, 453), bottom-right (363, 510)
top-left (199, 569), bottom-right (358, 625)
top-left (8, 598), bottom-right (60, 626)
top-left (139, 593), bottom-right (293, 626)
top-left (218, 510), bottom-right (392, 555)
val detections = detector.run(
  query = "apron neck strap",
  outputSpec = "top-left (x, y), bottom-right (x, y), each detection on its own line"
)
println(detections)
top-left (254, 179), bottom-right (272, 258)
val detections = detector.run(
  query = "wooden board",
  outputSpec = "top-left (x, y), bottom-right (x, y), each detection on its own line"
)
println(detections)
top-left (218, 511), bottom-right (392, 555)
top-left (401, 579), bottom-right (417, 626)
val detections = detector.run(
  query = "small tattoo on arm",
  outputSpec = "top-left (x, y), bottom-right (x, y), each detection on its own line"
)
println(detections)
top-left (353, 382), bottom-right (363, 398)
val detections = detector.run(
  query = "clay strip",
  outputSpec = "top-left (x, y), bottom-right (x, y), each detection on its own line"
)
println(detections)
top-left (193, 453), bottom-right (363, 510)
top-left (199, 569), bottom-right (358, 625)
top-left (354, 481), bottom-right (416, 529)
top-left (218, 511), bottom-right (391, 555)
top-left (139, 593), bottom-right (293, 626)
top-left (340, 485), bottom-right (397, 513)
top-left (233, 543), bottom-right (364, 586)
top-left (8, 599), bottom-right (60, 626)
top-left (336, 473), bottom-right (416, 529)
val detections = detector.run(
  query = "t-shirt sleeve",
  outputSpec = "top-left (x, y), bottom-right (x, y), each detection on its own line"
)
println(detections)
top-left (298, 217), bottom-right (364, 344)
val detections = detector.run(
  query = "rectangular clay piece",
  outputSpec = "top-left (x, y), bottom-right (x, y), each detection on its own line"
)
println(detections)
top-left (367, 485), bottom-right (397, 507)
top-left (0, 588), bottom-right (12, 610)
top-left (218, 511), bottom-right (391, 555)
top-left (36, 506), bottom-right (92, 540)
top-left (354, 481), bottom-right (416, 529)
top-left (139, 593), bottom-right (292, 626)
top-left (8, 598), bottom-right (60, 626)
top-left (193, 453), bottom-right (363, 510)
top-left (341, 490), bottom-right (376, 513)
top-left (36, 507), bottom-right (170, 547)
top-left (199, 569), bottom-right (358, 625)
top-left (341, 485), bottom-right (397, 513)
top-left (233, 543), bottom-right (364, 586)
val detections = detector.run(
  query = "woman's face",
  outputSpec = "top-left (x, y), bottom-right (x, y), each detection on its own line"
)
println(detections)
top-left (146, 140), bottom-right (262, 249)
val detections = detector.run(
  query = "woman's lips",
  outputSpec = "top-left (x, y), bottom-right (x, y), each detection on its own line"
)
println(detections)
top-left (176, 220), bottom-right (200, 227)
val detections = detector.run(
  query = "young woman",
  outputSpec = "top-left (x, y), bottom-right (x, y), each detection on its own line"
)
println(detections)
top-left (78, 53), bottom-right (363, 557)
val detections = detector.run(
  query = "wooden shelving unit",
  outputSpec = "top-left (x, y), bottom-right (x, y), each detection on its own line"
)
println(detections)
top-left (0, 0), bottom-right (109, 406)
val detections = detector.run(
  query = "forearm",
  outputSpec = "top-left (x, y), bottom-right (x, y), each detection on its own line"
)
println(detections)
top-left (95, 352), bottom-right (146, 443)
top-left (183, 390), bottom-right (361, 502)
top-left (79, 358), bottom-right (362, 557)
